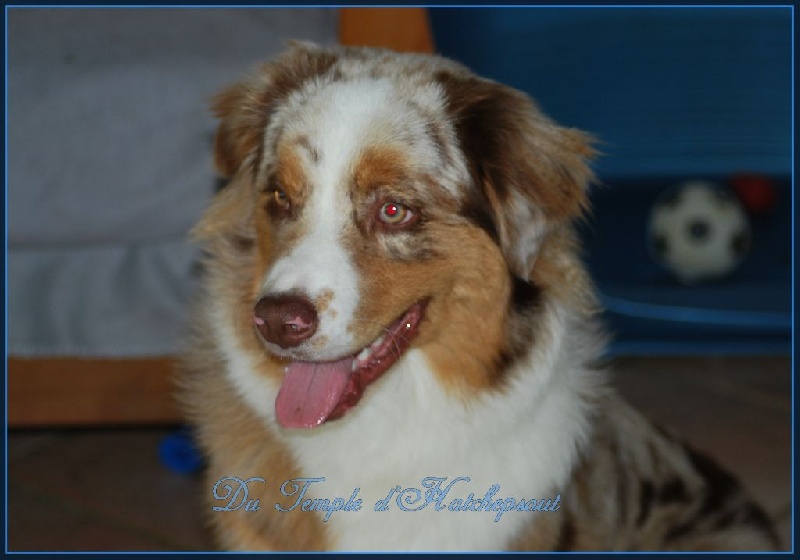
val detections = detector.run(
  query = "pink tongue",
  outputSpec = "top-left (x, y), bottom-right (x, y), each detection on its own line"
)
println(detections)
top-left (275, 357), bottom-right (353, 428)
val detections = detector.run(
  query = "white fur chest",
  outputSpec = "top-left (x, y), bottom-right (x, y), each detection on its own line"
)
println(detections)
top-left (224, 324), bottom-right (594, 551)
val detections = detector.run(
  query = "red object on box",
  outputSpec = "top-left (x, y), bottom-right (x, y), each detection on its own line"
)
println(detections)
top-left (731, 173), bottom-right (777, 217)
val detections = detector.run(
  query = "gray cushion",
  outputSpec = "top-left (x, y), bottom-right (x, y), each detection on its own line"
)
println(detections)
top-left (8, 8), bottom-right (338, 356)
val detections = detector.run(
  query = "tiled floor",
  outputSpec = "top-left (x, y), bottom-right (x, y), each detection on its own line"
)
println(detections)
top-left (7, 356), bottom-right (793, 551)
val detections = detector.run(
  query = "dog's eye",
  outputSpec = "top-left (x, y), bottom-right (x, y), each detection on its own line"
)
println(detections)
top-left (378, 202), bottom-right (414, 226)
top-left (269, 188), bottom-right (291, 214)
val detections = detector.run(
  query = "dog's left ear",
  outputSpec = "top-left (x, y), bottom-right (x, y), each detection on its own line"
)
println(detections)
top-left (440, 73), bottom-right (596, 280)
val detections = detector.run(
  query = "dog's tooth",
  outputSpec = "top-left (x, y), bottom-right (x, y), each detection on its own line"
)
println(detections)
top-left (357, 347), bottom-right (371, 362)
top-left (371, 335), bottom-right (386, 349)
top-left (351, 360), bottom-right (359, 372)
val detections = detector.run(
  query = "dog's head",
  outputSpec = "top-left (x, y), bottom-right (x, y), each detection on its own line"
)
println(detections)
top-left (196, 43), bottom-right (595, 429)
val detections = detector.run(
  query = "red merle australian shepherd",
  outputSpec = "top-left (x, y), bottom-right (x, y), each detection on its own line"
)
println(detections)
top-left (178, 43), bottom-right (779, 552)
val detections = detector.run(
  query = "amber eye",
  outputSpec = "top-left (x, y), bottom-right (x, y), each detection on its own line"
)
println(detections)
top-left (378, 202), bottom-right (414, 226)
top-left (269, 188), bottom-right (291, 213)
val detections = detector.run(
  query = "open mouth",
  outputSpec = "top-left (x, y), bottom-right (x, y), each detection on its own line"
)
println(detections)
top-left (274, 301), bottom-right (427, 429)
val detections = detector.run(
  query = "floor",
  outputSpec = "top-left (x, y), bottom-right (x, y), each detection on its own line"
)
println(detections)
top-left (7, 355), bottom-right (793, 551)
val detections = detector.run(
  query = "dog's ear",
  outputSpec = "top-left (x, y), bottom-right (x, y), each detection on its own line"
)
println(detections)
top-left (440, 73), bottom-right (596, 280)
top-left (211, 79), bottom-right (266, 179)
top-left (210, 43), bottom-right (340, 179)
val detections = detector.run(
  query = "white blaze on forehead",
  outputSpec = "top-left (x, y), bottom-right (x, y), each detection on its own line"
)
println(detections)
top-left (310, 79), bottom-right (399, 176)
top-left (262, 80), bottom-right (405, 357)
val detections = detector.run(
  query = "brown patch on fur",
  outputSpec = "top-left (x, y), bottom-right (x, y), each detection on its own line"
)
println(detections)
top-left (271, 144), bottom-right (310, 211)
top-left (352, 145), bottom-right (411, 198)
top-left (347, 218), bottom-right (513, 393)
top-left (315, 289), bottom-right (334, 314)
top-left (309, 335), bottom-right (330, 351)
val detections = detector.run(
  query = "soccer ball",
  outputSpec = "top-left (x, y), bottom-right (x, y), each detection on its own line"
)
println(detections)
top-left (648, 181), bottom-right (752, 284)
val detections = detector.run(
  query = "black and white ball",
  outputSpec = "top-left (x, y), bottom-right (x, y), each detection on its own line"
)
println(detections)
top-left (648, 181), bottom-right (752, 284)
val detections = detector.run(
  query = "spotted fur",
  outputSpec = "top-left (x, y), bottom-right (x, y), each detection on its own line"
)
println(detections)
top-left (178, 43), bottom-right (778, 551)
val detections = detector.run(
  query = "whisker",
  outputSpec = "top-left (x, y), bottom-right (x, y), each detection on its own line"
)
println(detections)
top-left (350, 316), bottom-right (410, 361)
top-left (350, 316), bottom-right (409, 401)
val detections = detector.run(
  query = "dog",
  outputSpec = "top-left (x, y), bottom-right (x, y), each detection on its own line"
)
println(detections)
top-left (178, 43), bottom-right (779, 551)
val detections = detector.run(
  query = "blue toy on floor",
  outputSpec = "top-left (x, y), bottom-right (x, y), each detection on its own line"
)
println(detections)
top-left (159, 428), bottom-right (203, 474)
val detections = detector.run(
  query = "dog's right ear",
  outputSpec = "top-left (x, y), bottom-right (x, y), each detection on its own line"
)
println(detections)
top-left (211, 79), bottom-right (267, 179)
top-left (210, 43), bottom-right (341, 179)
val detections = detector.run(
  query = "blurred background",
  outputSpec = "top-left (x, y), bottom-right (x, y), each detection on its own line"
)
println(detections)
top-left (431, 8), bottom-right (792, 356)
top-left (6, 7), bottom-right (792, 551)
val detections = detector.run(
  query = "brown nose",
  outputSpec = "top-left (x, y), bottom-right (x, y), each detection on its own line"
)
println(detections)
top-left (253, 295), bottom-right (318, 348)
